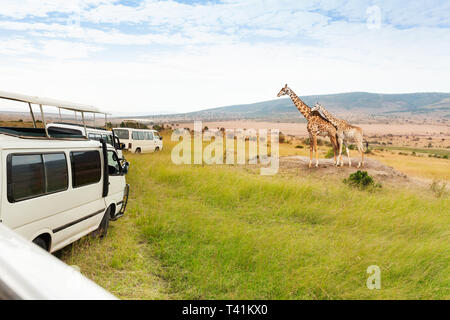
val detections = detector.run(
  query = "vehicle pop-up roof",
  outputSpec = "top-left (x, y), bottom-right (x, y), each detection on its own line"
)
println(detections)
top-left (0, 90), bottom-right (110, 140)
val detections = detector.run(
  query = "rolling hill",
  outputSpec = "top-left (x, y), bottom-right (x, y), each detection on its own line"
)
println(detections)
top-left (140, 92), bottom-right (450, 122)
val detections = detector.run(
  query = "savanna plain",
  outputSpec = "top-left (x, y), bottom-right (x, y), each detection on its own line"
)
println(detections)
top-left (58, 129), bottom-right (449, 300)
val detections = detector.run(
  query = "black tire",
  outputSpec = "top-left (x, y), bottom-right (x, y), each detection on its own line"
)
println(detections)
top-left (155, 147), bottom-right (160, 152)
top-left (32, 237), bottom-right (48, 251)
top-left (135, 148), bottom-right (141, 154)
top-left (99, 209), bottom-right (110, 238)
top-left (92, 208), bottom-right (111, 238)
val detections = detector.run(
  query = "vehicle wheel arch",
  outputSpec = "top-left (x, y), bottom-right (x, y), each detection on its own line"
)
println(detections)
top-left (107, 203), bottom-right (116, 219)
top-left (32, 232), bottom-right (52, 252)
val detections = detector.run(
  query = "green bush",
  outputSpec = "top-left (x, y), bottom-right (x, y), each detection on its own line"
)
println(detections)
top-left (343, 170), bottom-right (381, 190)
top-left (325, 148), bottom-right (335, 159)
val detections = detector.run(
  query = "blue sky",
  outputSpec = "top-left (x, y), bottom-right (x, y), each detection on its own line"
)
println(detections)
top-left (0, 0), bottom-right (449, 114)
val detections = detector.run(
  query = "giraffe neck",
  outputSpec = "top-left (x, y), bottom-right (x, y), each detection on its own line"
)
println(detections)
top-left (319, 106), bottom-right (341, 127)
top-left (287, 89), bottom-right (311, 119)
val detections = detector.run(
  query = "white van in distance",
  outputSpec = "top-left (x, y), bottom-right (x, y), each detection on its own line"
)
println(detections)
top-left (113, 128), bottom-right (163, 153)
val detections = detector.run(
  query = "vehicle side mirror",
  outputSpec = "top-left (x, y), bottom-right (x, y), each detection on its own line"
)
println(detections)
top-left (119, 142), bottom-right (126, 150)
top-left (121, 161), bottom-right (130, 175)
top-left (159, 136), bottom-right (163, 140)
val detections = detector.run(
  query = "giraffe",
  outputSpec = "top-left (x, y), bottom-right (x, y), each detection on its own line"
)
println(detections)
top-left (277, 84), bottom-right (339, 168)
top-left (311, 103), bottom-right (366, 168)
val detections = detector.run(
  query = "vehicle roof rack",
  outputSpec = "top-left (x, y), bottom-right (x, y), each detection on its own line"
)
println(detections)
top-left (0, 90), bottom-right (110, 139)
top-left (50, 122), bottom-right (111, 132)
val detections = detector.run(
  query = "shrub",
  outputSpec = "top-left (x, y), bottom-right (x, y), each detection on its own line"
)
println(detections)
top-left (295, 145), bottom-right (304, 149)
top-left (343, 170), bottom-right (381, 190)
top-left (325, 148), bottom-right (335, 159)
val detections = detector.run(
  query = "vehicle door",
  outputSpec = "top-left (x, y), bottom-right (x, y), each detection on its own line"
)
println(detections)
top-left (146, 131), bottom-right (156, 152)
top-left (153, 132), bottom-right (162, 149)
top-left (105, 150), bottom-right (125, 215)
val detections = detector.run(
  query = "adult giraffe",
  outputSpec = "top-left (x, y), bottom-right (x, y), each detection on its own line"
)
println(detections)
top-left (312, 103), bottom-right (366, 168)
top-left (277, 84), bottom-right (339, 167)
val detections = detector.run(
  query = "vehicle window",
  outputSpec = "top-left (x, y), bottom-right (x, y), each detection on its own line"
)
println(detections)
top-left (9, 154), bottom-right (45, 201)
top-left (44, 153), bottom-right (68, 193)
top-left (104, 134), bottom-right (113, 146)
top-left (70, 151), bottom-right (101, 188)
top-left (132, 131), bottom-right (140, 140)
top-left (107, 151), bottom-right (120, 175)
top-left (153, 132), bottom-right (160, 139)
top-left (88, 133), bottom-right (100, 141)
top-left (146, 132), bottom-right (154, 140)
top-left (138, 132), bottom-right (146, 140)
top-left (114, 129), bottom-right (129, 140)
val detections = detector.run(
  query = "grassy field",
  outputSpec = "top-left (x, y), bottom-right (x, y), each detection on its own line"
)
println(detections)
top-left (60, 135), bottom-right (449, 300)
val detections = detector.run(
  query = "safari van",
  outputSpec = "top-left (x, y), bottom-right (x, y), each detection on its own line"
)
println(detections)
top-left (0, 90), bottom-right (130, 252)
top-left (113, 128), bottom-right (163, 153)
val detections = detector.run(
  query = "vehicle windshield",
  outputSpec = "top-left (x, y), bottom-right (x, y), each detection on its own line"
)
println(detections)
top-left (114, 129), bottom-right (129, 140)
top-left (88, 132), bottom-right (113, 146)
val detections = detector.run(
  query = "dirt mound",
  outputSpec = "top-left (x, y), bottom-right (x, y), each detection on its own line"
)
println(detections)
top-left (280, 156), bottom-right (409, 184)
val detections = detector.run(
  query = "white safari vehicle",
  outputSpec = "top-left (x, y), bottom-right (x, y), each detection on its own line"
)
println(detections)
top-left (113, 127), bottom-right (163, 153)
top-left (0, 222), bottom-right (116, 300)
top-left (0, 90), bottom-right (129, 253)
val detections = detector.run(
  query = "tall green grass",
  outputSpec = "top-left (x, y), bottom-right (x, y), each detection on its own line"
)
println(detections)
top-left (123, 146), bottom-right (449, 300)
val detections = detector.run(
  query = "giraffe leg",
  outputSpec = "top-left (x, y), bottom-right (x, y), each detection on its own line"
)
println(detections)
top-left (334, 143), bottom-right (337, 166)
top-left (333, 136), bottom-right (339, 166)
top-left (346, 144), bottom-right (351, 167)
top-left (361, 149), bottom-right (365, 167)
top-left (357, 148), bottom-right (362, 168)
top-left (309, 135), bottom-right (313, 168)
top-left (357, 139), bottom-right (364, 168)
top-left (313, 136), bottom-right (319, 167)
top-left (338, 138), bottom-right (344, 166)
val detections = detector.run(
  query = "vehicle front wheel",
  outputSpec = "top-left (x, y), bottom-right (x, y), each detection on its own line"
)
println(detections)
top-left (155, 147), bottom-right (160, 152)
top-left (135, 148), bottom-right (141, 153)
top-left (92, 208), bottom-right (110, 238)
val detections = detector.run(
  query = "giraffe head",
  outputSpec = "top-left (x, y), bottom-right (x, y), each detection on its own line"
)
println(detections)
top-left (277, 84), bottom-right (291, 97)
top-left (311, 102), bottom-right (323, 112)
